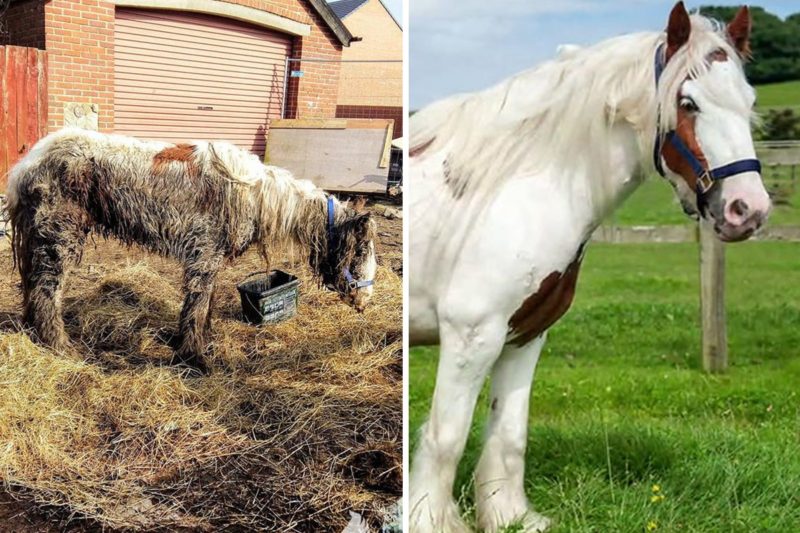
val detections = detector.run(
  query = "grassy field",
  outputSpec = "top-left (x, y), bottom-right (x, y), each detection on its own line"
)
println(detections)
top-left (410, 241), bottom-right (800, 532)
top-left (611, 169), bottom-right (800, 226)
top-left (756, 80), bottom-right (800, 111)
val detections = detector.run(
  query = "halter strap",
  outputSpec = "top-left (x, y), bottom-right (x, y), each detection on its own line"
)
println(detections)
top-left (327, 196), bottom-right (335, 244)
top-left (326, 197), bottom-right (374, 291)
top-left (651, 43), bottom-right (761, 215)
top-left (344, 267), bottom-right (374, 289)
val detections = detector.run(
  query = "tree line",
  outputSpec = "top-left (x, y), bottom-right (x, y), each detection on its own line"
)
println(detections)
top-left (700, 5), bottom-right (800, 85)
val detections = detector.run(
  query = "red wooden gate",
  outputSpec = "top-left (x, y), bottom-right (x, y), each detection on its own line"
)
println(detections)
top-left (0, 46), bottom-right (48, 192)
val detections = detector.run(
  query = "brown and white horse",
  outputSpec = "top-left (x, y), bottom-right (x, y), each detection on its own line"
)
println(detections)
top-left (409, 3), bottom-right (768, 532)
top-left (6, 128), bottom-right (377, 374)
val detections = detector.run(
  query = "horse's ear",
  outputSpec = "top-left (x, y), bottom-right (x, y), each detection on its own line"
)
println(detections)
top-left (727, 6), bottom-right (752, 56)
top-left (352, 196), bottom-right (368, 213)
top-left (666, 1), bottom-right (691, 61)
top-left (354, 212), bottom-right (373, 239)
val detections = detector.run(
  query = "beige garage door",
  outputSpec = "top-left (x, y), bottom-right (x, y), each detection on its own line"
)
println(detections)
top-left (114, 8), bottom-right (291, 155)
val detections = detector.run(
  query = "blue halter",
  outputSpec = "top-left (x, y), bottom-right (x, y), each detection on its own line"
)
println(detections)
top-left (327, 197), bottom-right (374, 290)
top-left (652, 43), bottom-right (761, 214)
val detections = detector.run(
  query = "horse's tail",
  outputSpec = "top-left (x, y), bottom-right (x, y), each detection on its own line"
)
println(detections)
top-left (410, 92), bottom-right (470, 157)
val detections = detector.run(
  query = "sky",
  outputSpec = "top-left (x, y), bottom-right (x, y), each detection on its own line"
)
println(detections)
top-left (327, 0), bottom-right (403, 27)
top-left (382, 0), bottom-right (403, 23)
top-left (410, 0), bottom-right (798, 109)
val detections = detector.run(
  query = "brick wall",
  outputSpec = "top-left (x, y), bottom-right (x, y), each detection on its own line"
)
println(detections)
top-left (44, 0), bottom-right (115, 132)
top-left (4, 0), bottom-right (344, 132)
top-left (337, 0), bottom-right (401, 108)
top-left (1, 0), bottom-right (45, 49)
top-left (336, 105), bottom-right (402, 138)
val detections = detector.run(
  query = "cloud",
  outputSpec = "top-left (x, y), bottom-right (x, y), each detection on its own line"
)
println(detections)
top-left (409, 1), bottom-right (663, 108)
top-left (411, 0), bottom-right (663, 20)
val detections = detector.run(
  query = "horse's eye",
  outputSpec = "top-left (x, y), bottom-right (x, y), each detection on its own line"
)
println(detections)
top-left (680, 97), bottom-right (699, 113)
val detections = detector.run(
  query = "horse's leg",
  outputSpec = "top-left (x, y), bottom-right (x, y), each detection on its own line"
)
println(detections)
top-left (172, 252), bottom-right (223, 374)
top-left (476, 333), bottom-right (550, 533)
top-left (410, 318), bottom-right (508, 533)
top-left (19, 209), bottom-right (86, 352)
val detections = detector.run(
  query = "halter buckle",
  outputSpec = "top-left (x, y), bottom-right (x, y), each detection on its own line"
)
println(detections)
top-left (697, 170), bottom-right (714, 194)
top-left (343, 267), bottom-right (373, 291)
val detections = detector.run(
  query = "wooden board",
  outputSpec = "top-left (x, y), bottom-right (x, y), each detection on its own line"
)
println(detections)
top-left (0, 46), bottom-right (47, 193)
top-left (0, 48), bottom-right (7, 185)
top-left (266, 118), bottom-right (393, 193)
top-left (3, 47), bottom-right (19, 191)
top-left (757, 145), bottom-right (800, 166)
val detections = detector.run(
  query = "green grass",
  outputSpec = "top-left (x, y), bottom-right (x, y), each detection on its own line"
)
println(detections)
top-left (611, 171), bottom-right (800, 226)
top-left (410, 241), bottom-right (800, 532)
top-left (756, 80), bottom-right (800, 111)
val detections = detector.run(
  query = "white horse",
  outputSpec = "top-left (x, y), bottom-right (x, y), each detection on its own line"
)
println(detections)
top-left (408, 3), bottom-right (769, 532)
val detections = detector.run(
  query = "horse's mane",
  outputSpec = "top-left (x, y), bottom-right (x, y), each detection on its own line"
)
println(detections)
top-left (191, 140), bottom-right (332, 250)
top-left (410, 14), bottom-right (746, 215)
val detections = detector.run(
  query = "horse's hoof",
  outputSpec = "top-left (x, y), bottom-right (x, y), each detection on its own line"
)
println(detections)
top-left (409, 495), bottom-right (470, 533)
top-left (479, 507), bottom-right (552, 533)
top-left (520, 511), bottom-right (551, 532)
top-left (170, 355), bottom-right (210, 376)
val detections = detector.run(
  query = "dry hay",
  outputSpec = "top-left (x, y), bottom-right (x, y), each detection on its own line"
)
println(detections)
top-left (0, 242), bottom-right (402, 531)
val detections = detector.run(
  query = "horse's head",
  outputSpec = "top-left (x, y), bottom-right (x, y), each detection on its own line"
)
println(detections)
top-left (313, 200), bottom-right (377, 312)
top-left (656, 2), bottom-right (770, 242)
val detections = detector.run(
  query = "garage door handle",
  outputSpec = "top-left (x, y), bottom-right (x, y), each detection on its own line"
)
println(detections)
top-left (197, 106), bottom-right (214, 110)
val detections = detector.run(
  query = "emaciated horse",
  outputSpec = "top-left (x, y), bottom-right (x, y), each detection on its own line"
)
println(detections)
top-left (408, 3), bottom-right (768, 532)
top-left (7, 128), bottom-right (377, 374)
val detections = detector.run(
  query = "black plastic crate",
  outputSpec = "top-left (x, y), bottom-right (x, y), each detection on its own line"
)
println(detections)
top-left (237, 270), bottom-right (299, 325)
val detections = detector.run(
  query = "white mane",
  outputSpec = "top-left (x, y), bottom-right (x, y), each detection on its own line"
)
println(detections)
top-left (191, 139), bottom-right (337, 246)
top-left (410, 14), bottom-right (748, 213)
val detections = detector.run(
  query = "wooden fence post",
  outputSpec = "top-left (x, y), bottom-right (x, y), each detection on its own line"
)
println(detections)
top-left (699, 218), bottom-right (727, 373)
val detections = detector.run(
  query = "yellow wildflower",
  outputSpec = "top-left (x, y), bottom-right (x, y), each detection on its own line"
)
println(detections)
top-left (651, 484), bottom-right (661, 493)
top-left (646, 520), bottom-right (658, 531)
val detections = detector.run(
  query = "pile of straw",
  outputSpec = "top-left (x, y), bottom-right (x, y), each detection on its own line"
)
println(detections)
top-left (0, 242), bottom-right (401, 531)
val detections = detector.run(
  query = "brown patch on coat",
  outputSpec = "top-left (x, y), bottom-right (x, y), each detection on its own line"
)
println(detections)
top-left (659, 48), bottom-right (731, 191)
top-left (508, 247), bottom-right (584, 346)
top-left (410, 138), bottom-right (435, 158)
top-left (351, 196), bottom-right (368, 213)
top-left (152, 143), bottom-right (199, 178)
top-left (661, 105), bottom-right (707, 192)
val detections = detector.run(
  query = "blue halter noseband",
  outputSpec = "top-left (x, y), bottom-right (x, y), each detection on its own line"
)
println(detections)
top-left (327, 197), bottom-right (374, 290)
top-left (652, 43), bottom-right (761, 214)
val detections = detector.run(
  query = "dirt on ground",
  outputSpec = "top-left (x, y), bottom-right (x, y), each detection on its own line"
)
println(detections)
top-left (0, 201), bottom-right (402, 532)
